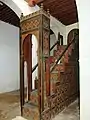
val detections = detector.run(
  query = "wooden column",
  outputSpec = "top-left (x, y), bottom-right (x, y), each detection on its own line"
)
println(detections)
top-left (40, 7), bottom-right (50, 112)
top-left (20, 27), bottom-right (24, 115)
top-left (27, 35), bottom-right (32, 101)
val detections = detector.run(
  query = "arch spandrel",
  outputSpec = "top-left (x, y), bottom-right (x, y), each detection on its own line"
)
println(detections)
top-left (21, 30), bottom-right (39, 42)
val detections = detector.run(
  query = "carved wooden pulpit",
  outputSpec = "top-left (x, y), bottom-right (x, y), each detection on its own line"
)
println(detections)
top-left (20, 4), bottom-right (50, 120)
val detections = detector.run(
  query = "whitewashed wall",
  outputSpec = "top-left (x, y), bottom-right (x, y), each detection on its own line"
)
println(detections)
top-left (76, 0), bottom-right (90, 120)
top-left (50, 34), bottom-right (57, 56)
top-left (50, 16), bottom-right (66, 44)
top-left (0, 21), bottom-right (20, 93)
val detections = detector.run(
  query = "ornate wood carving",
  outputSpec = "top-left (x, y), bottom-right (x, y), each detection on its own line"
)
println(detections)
top-left (43, 30), bottom-right (49, 57)
top-left (43, 15), bottom-right (49, 29)
top-left (21, 17), bottom-right (40, 33)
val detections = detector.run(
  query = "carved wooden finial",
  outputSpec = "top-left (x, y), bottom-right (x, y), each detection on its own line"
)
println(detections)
top-left (40, 3), bottom-right (43, 9)
top-left (47, 9), bottom-right (50, 15)
top-left (20, 13), bottom-right (23, 19)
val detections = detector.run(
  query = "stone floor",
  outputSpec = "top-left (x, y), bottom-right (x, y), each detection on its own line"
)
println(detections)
top-left (0, 91), bottom-right (80, 120)
top-left (0, 91), bottom-right (20, 120)
top-left (52, 99), bottom-right (80, 120)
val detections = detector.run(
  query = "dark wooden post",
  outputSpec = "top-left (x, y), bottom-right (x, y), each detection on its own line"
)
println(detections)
top-left (27, 35), bottom-right (32, 101)
top-left (60, 35), bottom-right (63, 45)
top-left (38, 4), bottom-right (50, 112)
top-left (20, 13), bottom-right (24, 115)
top-left (58, 32), bottom-right (60, 45)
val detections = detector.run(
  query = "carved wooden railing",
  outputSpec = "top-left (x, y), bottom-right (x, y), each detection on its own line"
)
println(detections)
top-left (32, 39), bottom-right (61, 77)
top-left (50, 40), bottom-right (60, 51)
top-left (32, 35), bottom-right (63, 92)
top-left (32, 33), bottom-right (78, 97)
top-left (45, 33), bottom-right (78, 96)
top-left (32, 32), bottom-right (63, 74)
top-left (32, 39), bottom-right (61, 73)
top-left (50, 34), bottom-right (78, 72)
top-left (32, 63), bottom-right (38, 73)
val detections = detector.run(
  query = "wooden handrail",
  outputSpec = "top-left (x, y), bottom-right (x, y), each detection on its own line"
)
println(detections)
top-left (50, 40), bottom-right (59, 51)
top-left (32, 63), bottom-right (38, 73)
top-left (32, 39), bottom-right (60, 73)
top-left (50, 34), bottom-right (78, 72)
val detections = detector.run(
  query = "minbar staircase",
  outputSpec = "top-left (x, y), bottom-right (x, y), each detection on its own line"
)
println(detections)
top-left (20, 8), bottom-right (79, 120)
top-left (22, 33), bottom-right (79, 120)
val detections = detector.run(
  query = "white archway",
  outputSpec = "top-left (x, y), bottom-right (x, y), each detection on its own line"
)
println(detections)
top-left (0, 0), bottom-right (40, 17)
top-left (75, 0), bottom-right (90, 120)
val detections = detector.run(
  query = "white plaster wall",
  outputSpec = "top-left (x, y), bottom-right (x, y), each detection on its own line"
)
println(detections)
top-left (66, 22), bottom-right (79, 43)
top-left (75, 0), bottom-right (90, 120)
top-left (50, 16), bottom-right (66, 45)
top-left (50, 34), bottom-right (57, 56)
top-left (0, 21), bottom-right (19, 93)
top-left (32, 35), bottom-right (38, 89)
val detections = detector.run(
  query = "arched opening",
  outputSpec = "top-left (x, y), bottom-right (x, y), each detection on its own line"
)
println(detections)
top-left (67, 28), bottom-right (79, 99)
top-left (67, 29), bottom-right (79, 44)
top-left (23, 34), bottom-right (38, 102)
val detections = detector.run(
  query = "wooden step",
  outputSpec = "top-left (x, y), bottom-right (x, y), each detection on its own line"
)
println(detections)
top-left (57, 45), bottom-right (67, 51)
top-left (30, 89), bottom-right (38, 106)
top-left (23, 103), bottom-right (39, 120)
top-left (53, 64), bottom-right (65, 72)
top-left (50, 72), bottom-right (60, 94)
top-left (54, 49), bottom-right (64, 58)
top-left (48, 56), bottom-right (56, 64)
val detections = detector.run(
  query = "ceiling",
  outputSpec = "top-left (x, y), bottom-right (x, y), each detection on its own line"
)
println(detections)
top-left (0, 0), bottom-right (78, 27)
top-left (0, 1), bottom-right (20, 27)
top-left (38, 0), bottom-right (78, 25)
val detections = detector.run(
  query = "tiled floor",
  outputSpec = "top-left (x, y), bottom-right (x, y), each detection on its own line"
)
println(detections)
top-left (0, 91), bottom-right (80, 120)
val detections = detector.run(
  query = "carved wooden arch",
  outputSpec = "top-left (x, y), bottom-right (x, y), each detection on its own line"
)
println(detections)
top-left (67, 28), bottom-right (79, 44)
top-left (22, 31), bottom-right (39, 58)
top-left (21, 30), bottom-right (39, 97)
top-left (23, 34), bottom-right (32, 61)
top-left (21, 30), bottom-right (39, 43)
